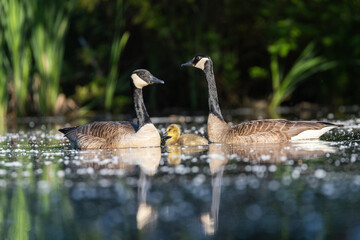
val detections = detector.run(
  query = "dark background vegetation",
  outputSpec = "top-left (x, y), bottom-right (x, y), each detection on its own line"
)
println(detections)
top-left (1, 0), bottom-right (360, 118)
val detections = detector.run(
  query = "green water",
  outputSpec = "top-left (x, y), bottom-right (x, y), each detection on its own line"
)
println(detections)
top-left (0, 116), bottom-right (359, 240)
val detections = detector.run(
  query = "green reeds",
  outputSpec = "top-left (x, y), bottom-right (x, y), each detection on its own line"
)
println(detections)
top-left (268, 42), bottom-right (336, 117)
top-left (0, 0), bottom-right (31, 116)
top-left (105, 32), bottom-right (130, 112)
top-left (30, 0), bottom-right (72, 115)
top-left (1, 0), bottom-right (73, 117)
top-left (105, 0), bottom-right (130, 112)
top-left (0, 33), bottom-right (9, 120)
top-left (0, 33), bottom-right (9, 132)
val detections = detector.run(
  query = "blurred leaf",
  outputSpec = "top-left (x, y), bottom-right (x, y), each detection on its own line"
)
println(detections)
top-left (249, 66), bottom-right (269, 79)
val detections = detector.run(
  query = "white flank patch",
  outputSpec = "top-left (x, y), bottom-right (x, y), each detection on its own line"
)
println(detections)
top-left (291, 126), bottom-right (335, 141)
top-left (131, 74), bottom-right (148, 89)
top-left (195, 58), bottom-right (208, 70)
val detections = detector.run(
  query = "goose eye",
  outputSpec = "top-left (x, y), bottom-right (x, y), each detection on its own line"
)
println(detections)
top-left (196, 56), bottom-right (201, 61)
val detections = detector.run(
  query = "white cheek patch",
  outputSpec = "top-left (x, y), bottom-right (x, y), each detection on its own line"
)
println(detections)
top-left (195, 58), bottom-right (208, 70)
top-left (132, 74), bottom-right (148, 89)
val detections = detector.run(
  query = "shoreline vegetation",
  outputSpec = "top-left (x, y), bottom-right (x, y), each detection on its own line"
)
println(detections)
top-left (0, 0), bottom-right (359, 120)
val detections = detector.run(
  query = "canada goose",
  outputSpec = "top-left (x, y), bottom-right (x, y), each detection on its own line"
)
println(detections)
top-left (165, 124), bottom-right (208, 146)
top-left (59, 69), bottom-right (164, 149)
top-left (181, 54), bottom-right (341, 143)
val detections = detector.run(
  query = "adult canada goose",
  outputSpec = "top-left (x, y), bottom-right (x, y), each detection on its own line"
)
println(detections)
top-left (59, 69), bottom-right (164, 149)
top-left (165, 124), bottom-right (208, 146)
top-left (181, 54), bottom-right (340, 143)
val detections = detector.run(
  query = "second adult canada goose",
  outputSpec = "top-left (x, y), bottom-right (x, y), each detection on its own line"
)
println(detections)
top-left (165, 124), bottom-right (208, 146)
top-left (59, 69), bottom-right (164, 149)
top-left (181, 54), bottom-right (340, 143)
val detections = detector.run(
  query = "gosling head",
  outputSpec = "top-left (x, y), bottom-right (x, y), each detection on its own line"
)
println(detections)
top-left (165, 124), bottom-right (181, 143)
top-left (181, 54), bottom-right (210, 70)
top-left (166, 124), bottom-right (181, 138)
top-left (131, 69), bottom-right (164, 89)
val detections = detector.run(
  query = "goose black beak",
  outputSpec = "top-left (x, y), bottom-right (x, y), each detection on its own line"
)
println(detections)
top-left (181, 60), bottom-right (193, 67)
top-left (149, 75), bottom-right (164, 84)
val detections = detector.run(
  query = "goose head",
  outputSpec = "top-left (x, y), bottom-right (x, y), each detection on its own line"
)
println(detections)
top-left (181, 54), bottom-right (211, 70)
top-left (131, 69), bottom-right (164, 89)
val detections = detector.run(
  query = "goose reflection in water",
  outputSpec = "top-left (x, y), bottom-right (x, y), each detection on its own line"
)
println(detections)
top-left (229, 140), bottom-right (337, 163)
top-left (70, 147), bottom-right (161, 232)
top-left (68, 140), bottom-right (337, 237)
top-left (166, 145), bottom-right (208, 166)
top-left (201, 141), bottom-right (337, 236)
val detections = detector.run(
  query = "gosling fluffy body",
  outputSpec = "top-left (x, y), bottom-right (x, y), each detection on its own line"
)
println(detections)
top-left (165, 124), bottom-right (208, 146)
top-left (59, 69), bottom-right (164, 149)
top-left (182, 54), bottom-right (341, 143)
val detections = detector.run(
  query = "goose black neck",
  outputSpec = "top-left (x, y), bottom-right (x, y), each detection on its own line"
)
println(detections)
top-left (204, 60), bottom-right (224, 120)
top-left (134, 88), bottom-right (151, 128)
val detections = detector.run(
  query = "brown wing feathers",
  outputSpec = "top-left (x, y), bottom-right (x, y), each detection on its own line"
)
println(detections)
top-left (77, 134), bottom-right (106, 149)
top-left (59, 121), bottom-right (136, 148)
top-left (76, 122), bottom-right (131, 138)
top-left (226, 119), bottom-right (335, 143)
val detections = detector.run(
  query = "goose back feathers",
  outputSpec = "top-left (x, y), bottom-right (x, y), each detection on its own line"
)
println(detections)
top-left (208, 114), bottom-right (337, 143)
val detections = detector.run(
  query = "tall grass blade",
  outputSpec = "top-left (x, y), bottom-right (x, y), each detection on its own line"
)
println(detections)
top-left (31, 0), bottom-right (72, 115)
top-left (0, 0), bottom-right (31, 116)
top-left (105, 31), bottom-right (130, 111)
top-left (270, 54), bottom-right (280, 92)
top-left (104, 0), bottom-right (129, 112)
top-left (0, 31), bottom-right (9, 132)
top-left (0, 31), bottom-right (8, 120)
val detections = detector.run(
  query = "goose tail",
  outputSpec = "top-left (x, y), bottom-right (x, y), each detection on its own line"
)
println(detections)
top-left (290, 121), bottom-right (341, 141)
top-left (318, 121), bottom-right (344, 127)
top-left (58, 126), bottom-right (78, 135)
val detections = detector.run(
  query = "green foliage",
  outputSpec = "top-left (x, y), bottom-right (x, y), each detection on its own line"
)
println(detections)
top-left (268, 42), bottom-right (337, 117)
top-left (105, 32), bottom-right (130, 111)
top-left (249, 66), bottom-right (269, 79)
top-left (0, 0), bottom-right (31, 116)
top-left (1, 0), bottom-right (360, 118)
top-left (0, 0), bottom-right (74, 117)
top-left (104, 0), bottom-right (130, 112)
top-left (30, 0), bottom-right (73, 115)
top-left (0, 31), bottom-right (9, 120)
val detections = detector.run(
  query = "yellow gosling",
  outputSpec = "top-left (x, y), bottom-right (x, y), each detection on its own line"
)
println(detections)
top-left (165, 124), bottom-right (208, 146)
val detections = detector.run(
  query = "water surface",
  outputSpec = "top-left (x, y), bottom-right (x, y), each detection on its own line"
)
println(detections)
top-left (0, 117), bottom-right (360, 239)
